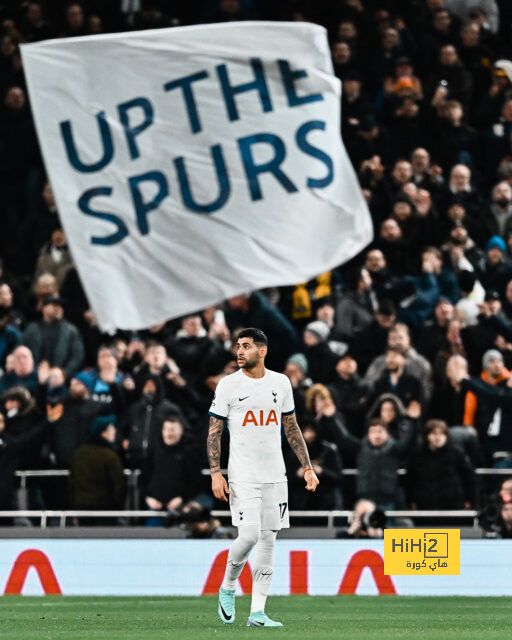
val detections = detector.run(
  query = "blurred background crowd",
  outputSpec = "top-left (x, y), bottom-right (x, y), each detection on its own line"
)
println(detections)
top-left (0, 0), bottom-right (511, 538)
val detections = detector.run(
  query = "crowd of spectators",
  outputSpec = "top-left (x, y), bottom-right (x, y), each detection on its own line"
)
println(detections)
top-left (0, 0), bottom-right (511, 536)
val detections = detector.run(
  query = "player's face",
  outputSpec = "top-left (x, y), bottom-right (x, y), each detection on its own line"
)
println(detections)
top-left (236, 338), bottom-right (264, 369)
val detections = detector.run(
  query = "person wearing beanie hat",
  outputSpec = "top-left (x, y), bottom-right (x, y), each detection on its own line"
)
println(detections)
top-left (480, 233), bottom-right (512, 293)
top-left (284, 354), bottom-right (312, 422)
top-left (69, 413), bottom-right (125, 517)
top-left (482, 349), bottom-right (504, 371)
top-left (303, 322), bottom-right (339, 385)
top-left (304, 321), bottom-right (330, 343)
top-left (285, 353), bottom-right (308, 376)
top-left (88, 414), bottom-right (117, 439)
top-left (485, 235), bottom-right (507, 254)
top-left (463, 349), bottom-right (509, 433)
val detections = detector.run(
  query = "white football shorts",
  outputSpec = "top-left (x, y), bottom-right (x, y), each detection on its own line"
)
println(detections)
top-left (228, 481), bottom-right (289, 530)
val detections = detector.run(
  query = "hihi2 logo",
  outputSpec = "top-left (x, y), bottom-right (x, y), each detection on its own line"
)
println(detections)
top-left (384, 529), bottom-right (460, 575)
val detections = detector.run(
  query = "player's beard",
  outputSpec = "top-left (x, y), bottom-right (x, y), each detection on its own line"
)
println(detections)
top-left (239, 353), bottom-right (259, 370)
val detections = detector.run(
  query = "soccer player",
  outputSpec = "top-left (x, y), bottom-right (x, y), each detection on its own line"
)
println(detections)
top-left (207, 327), bottom-right (319, 627)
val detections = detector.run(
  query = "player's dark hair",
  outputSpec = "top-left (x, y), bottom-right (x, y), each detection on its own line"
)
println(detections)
top-left (237, 327), bottom-right (268, 346)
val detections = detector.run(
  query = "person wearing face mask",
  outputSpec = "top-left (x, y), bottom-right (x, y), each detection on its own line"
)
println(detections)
top-left (120, 374), bottom-right (185, 469)
top-left (482, 181), bottom-right (512, 242)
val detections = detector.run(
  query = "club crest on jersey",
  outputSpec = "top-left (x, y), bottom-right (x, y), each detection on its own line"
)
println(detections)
top-left (272, 390), bottom-right (277, 403)
top-left (242, 409), bottom-right (279, 426)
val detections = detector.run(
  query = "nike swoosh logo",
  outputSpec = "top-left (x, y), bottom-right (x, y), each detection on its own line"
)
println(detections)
top-left (239, 396), bottom-right (250, 401)
top-left (251, 621), bottom-right (264, 626)
top-left (220, 603), bottom-right (232, 621)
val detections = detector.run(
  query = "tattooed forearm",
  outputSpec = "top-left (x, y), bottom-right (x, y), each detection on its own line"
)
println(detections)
top-left (207, 416), bottom-right (224, 473)
top-left (282, 413), bottom-right (312, 469)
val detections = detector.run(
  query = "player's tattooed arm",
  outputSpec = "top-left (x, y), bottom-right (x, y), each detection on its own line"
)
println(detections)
top-left (207, 415), bottom-right (230, 501)
top-left (282, 412), bottom-right (312, 469)
top-left (207, 415), bottom-right (224, 473)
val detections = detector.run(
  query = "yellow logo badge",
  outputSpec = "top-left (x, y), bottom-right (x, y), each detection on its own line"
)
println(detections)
top-left (384, 529), bottom-right (460, 575)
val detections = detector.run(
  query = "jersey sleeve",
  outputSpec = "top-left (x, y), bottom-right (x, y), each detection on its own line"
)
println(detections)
top-left (282, 376), bottom-right (295, 415)
top-left (208, 377), bottom-right (230, 419)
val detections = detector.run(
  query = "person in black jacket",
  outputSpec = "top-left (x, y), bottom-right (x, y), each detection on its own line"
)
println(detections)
top-left (285, 423), bottom-right (343, 510)
top-left (447, 354), bottom-right (512, 465)
top-left (68, 414), bottom-right (126, 522)
top-left (329, 353), bottom-right (369, 437)
top-left (335, 416), bottom-right (416, 509)
top-left (121, 374), bottom-right (185, 469)
top-left (142, 415), bottom-right (202, 524)
top-left (0, 410), bottom-right (45, 512)
top-left (407, 419), bottom-right (475, 510)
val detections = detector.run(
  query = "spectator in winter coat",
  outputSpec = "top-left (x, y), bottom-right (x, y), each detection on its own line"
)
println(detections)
top-left (283, 353), bottom-right (311, 422)
top-left (407, 419), bottom-right (475, 509)
top-left (35, 364), bottom-right (99, 467)
top-left (477, 236), bottom-right (512, 293)
top-left (464, 349), bottom-right (509, 430)
top-left (2, 385), bottom-right (42, 469)
top-left (482, 182), bottom-right (512, 241)
top-left (22, 297), bottom-right (84, 378)
top-left (69, 414), bottom-right (126, 516)
top-left (142, 416), bottom-right (202, 517)
top-left (121, 375), bottom-right (185, 469)
top-left (334, 416), bottom-right (416, 509)
top-left (304, 383), bottom-right (350, 462)
top-left (285, 423), bottom-right (343, 510)
top-left (329, 353), bottom-right (369, 437)
top-left (302, 321), bottom-right (339, 385)
top-left (0, 411), bottom-right (45, 511)
top-left (448, 354), bottom-right (512, 465)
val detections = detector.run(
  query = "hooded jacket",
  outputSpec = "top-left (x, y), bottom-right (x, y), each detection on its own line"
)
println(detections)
top-left (120, 374), bottom-right (185, 468)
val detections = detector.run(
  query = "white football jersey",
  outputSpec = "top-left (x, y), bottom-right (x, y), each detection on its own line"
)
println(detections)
top-left (208, 368), bottom-right (295, 483)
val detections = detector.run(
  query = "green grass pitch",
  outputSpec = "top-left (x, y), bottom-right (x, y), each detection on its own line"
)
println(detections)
top-left (0, 596), bottom-right (511, 640)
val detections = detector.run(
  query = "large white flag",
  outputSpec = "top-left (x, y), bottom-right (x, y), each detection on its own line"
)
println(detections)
top-left (21, 22), bottom-right (373, 332)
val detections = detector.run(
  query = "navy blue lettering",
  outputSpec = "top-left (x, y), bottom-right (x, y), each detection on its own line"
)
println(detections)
top-left (78, 187), bottom-right (128, 245)
top-left (217, 58), bottom-right (272, 122)
top-left (118, 97), bottom-right (154, 160)
top-left (60, 112), bottom-right (114, 173)
top-left (277, 60), bottom-right (323, 107)
top-left (238, 133), bottom-right (298, 201)
top-left (164, 71), bottom-right (209, 134)
top-left (128, 171), bottom-right (169, 235)
top-left (175, 144), bottom-right (230, 213)
top-left (296, 120), bottom-right (334, 188)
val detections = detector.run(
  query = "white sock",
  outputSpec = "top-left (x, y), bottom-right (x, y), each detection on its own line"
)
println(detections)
top-left (221, 523), bottom-right (260, 590)
top-left (250, 530), bottom-right (277, 613)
